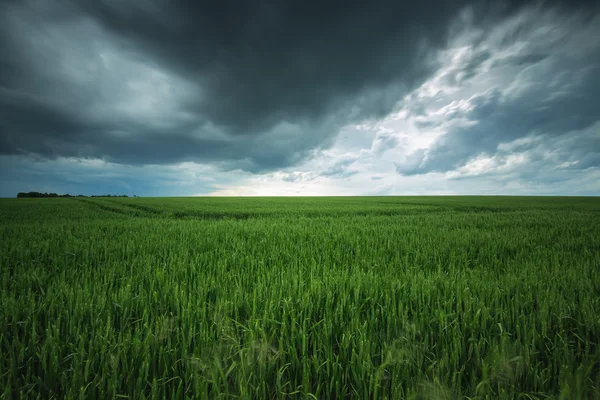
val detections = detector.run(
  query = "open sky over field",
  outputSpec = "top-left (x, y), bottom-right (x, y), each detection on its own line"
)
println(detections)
top-left (1, 0), bottom-right (599, 196)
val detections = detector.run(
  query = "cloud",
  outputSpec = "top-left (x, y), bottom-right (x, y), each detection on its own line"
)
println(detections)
top-left (371, 133), bottom-right (400, 156)
top-left (1, 0), bottom-right (599, 197)
top-left (395, 5), bottom-right (600, 176)
top-left (3, 0), bottom-right (592, 173)
top-left (319, 154), bottom-right (361, 178)
top-left (0, 0), bottom-right (485, 172)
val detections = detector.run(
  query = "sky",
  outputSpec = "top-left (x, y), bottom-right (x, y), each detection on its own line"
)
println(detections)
top-left (1, 0), bottom-right (599, 197)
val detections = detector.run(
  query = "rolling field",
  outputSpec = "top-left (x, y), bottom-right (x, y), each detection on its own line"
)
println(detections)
top-left (1, 196), bottom-right (599, 399)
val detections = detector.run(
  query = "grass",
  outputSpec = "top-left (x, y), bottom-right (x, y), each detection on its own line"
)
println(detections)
top-left (1, 196), bottom-right (599, 399)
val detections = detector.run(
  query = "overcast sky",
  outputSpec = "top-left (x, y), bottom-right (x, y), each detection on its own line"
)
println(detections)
top-left (1, 0), bottom-right (599, 197)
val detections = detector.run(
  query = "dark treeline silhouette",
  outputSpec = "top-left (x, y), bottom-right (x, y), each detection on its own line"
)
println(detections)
top-left (17, 192), bottom-right (129, 198)
top-left (17, 192), bottom-right (72, 198)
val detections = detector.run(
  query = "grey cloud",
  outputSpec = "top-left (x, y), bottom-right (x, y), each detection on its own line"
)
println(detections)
top-left (395, 149), bottom-right (427, 175)
top-left (1, 0), bottom-right (588, 172)
top-left (397, 8), bottom-right (600, 176)
top-left (320, 155), bottom-right (360, 178)
top-left (490, 53), bottom-right (548, 67)
top-left (371, 134), bottom-right (400, 156)
top-left (281, 174), bottom-right (301, 183)
top-left (442, 49), bottom-right (491, 87)
top-left (446, 127), bottom-right (600, 194)
top-left (281, 172), bottom-right (315, 183)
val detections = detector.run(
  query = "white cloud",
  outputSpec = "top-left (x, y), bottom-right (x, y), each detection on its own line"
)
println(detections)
top-left (205, 4), bottom-right (600, 196)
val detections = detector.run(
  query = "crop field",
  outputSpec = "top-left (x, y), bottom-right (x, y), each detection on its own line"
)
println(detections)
top-left (1, 196), bottom-right (599, 399)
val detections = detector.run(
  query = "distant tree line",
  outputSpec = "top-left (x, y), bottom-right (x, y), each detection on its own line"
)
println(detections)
top-left (17, 192), bottom-right (129, 198)
top-left (17, 192), bottom-right (74, 198)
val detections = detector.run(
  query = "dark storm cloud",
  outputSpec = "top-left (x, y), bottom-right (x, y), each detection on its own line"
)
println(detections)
top-left (397, 7), bottom-right (600, 176)
top-left (71, 0), bottom-right (479, 132)
top-left (1, 0), bottom-right (597, 172)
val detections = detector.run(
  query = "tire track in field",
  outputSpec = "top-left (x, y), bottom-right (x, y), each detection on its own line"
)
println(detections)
top-left (72, 197), bottom-right (522, 220)
top-left (392, 201), bottom-right (509, 213)
top-left (71, 198), bottom-right (446, 220)
top-left (145, 206), bottom-right (450, 220)
top-left (71, 197), bottom-right (153, 217)
top-left (102, 199), bottom-right (165, 215)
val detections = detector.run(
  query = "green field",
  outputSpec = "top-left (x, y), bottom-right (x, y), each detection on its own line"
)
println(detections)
top-left (1, 196), bottom-right (599, 399)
